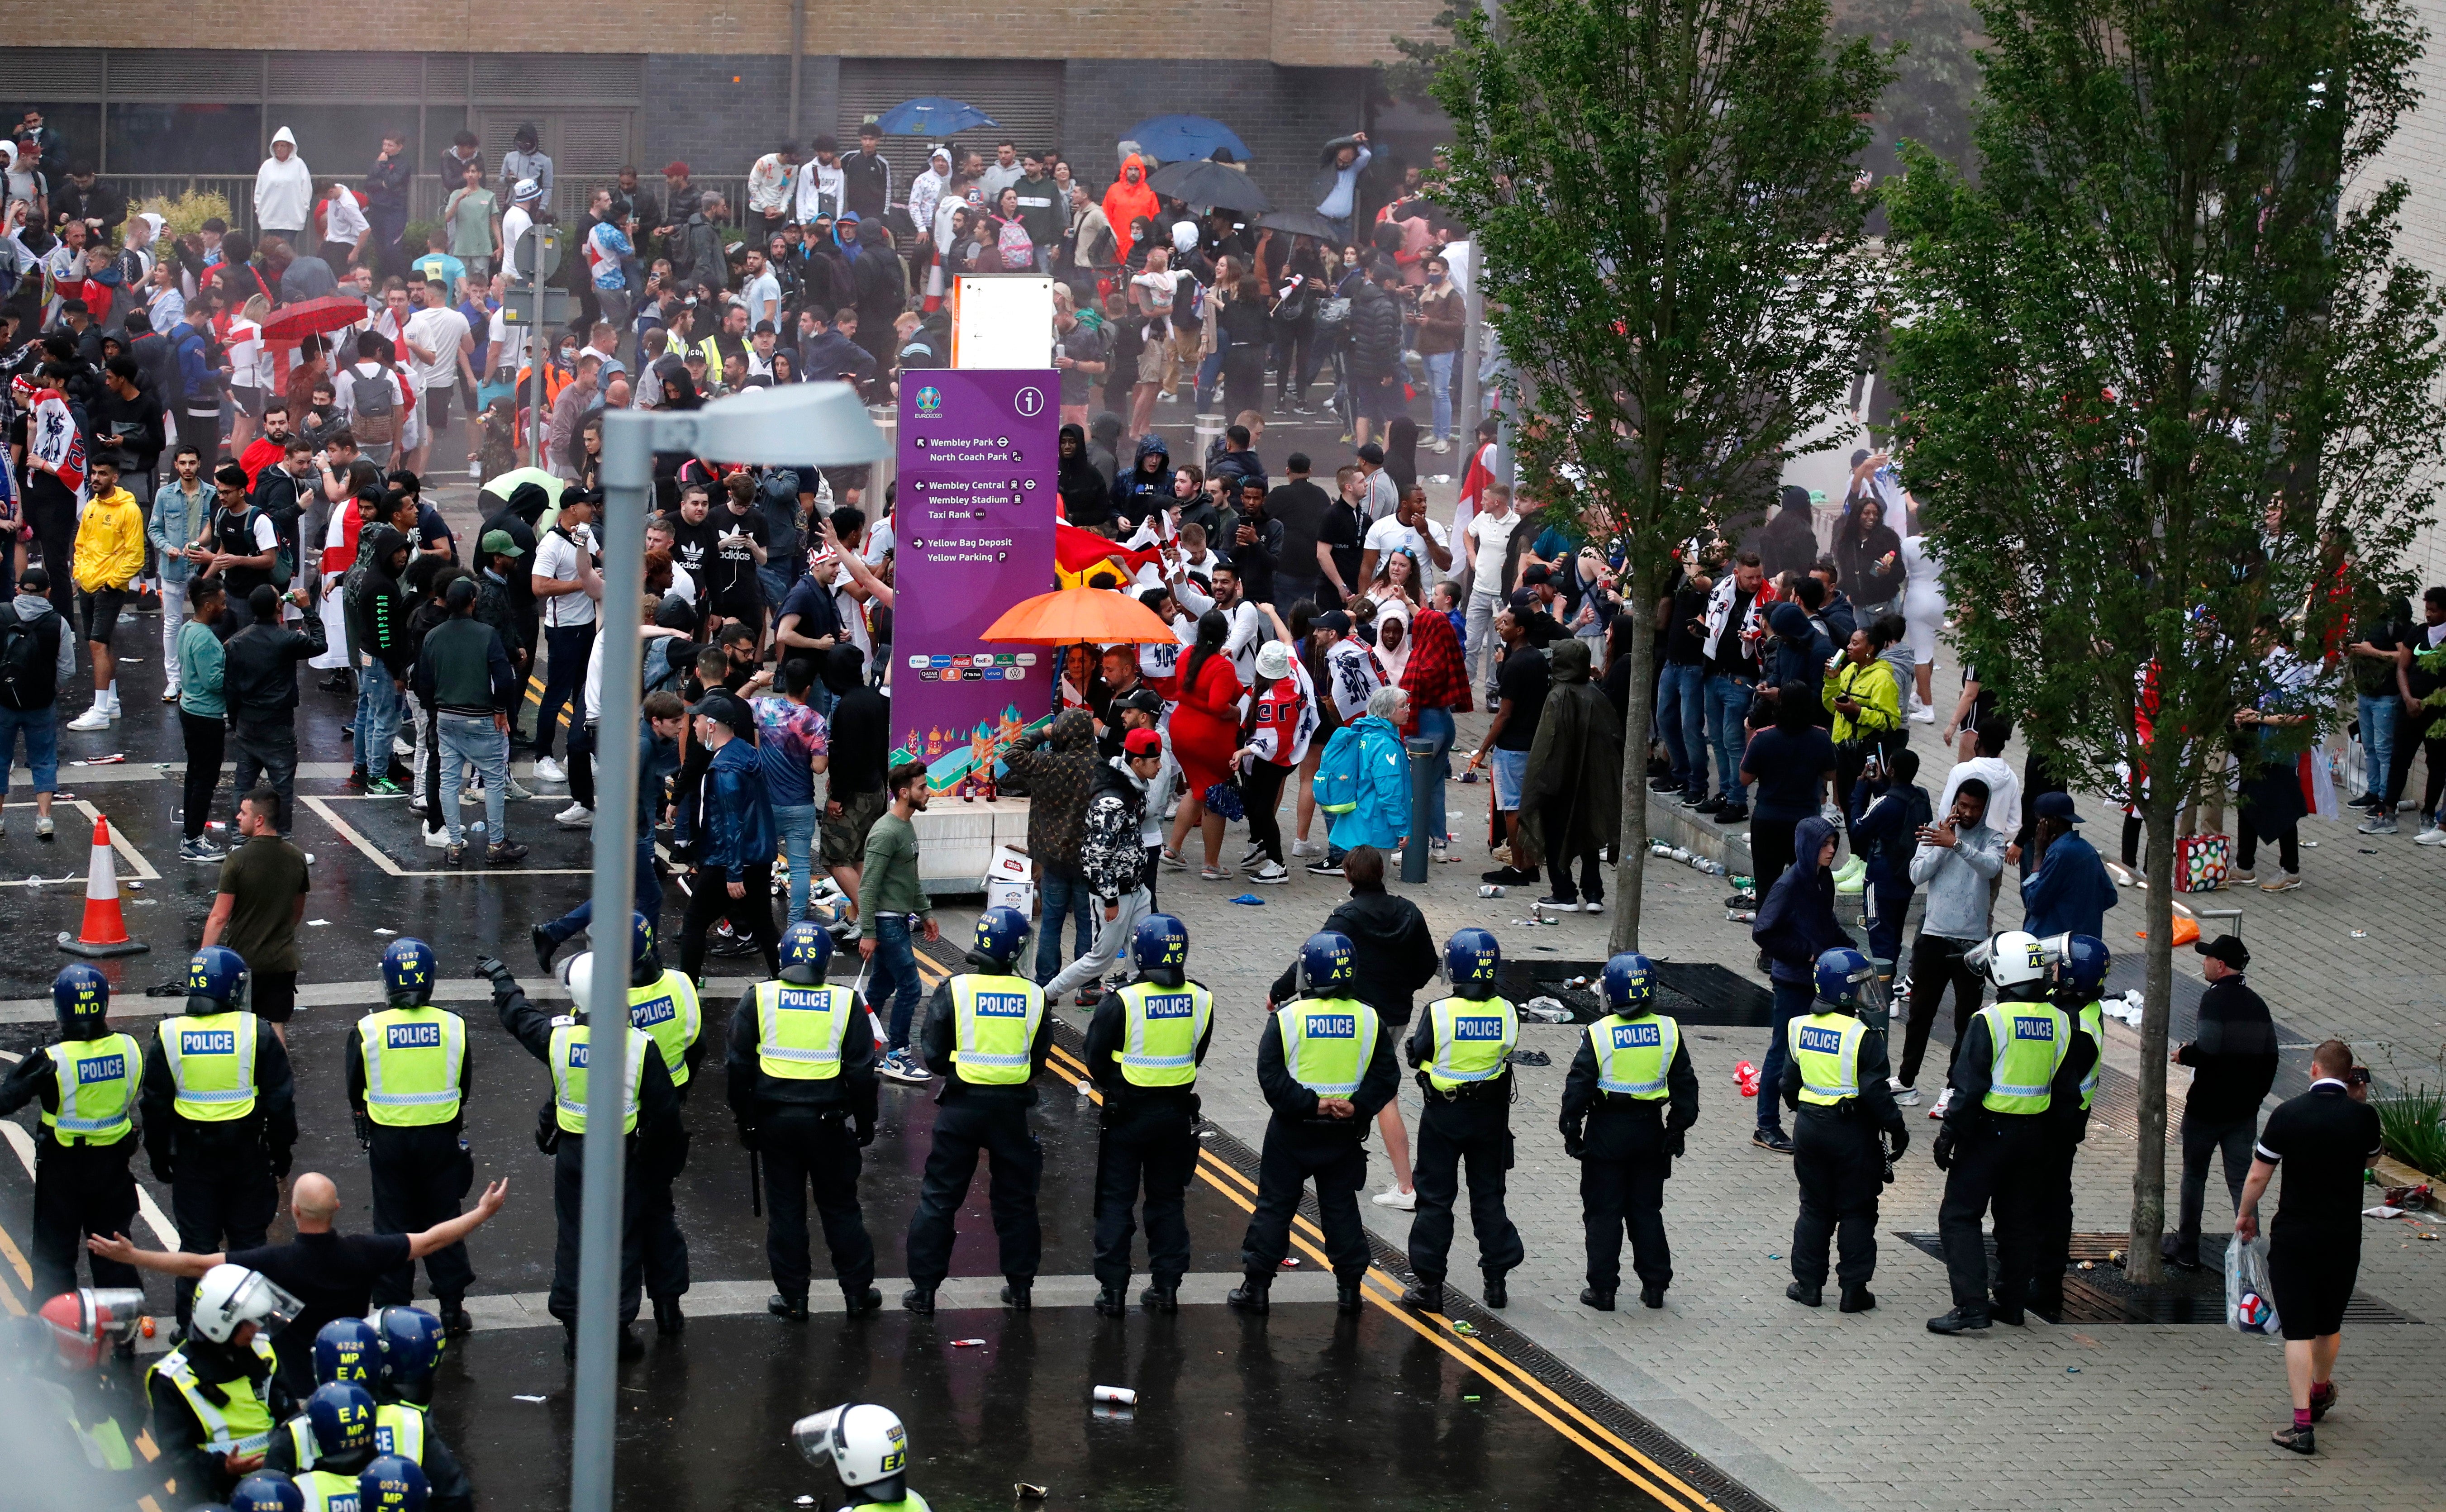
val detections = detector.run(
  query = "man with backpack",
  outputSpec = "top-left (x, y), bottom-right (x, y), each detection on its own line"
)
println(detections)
top-left (337, 331), bottom-right (407, 468)
top-left (0, 564), bottom-right (73, 842)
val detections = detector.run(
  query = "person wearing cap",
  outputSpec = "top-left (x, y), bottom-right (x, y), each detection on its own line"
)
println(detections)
top-left (1043, 729), bottom-right (1167, 1004)
top-left (2167, 934), bottom-right (2280, 1270)
top-left (2019, 790), bottom-right (2118, 939)
top-left (254, 128), bottom-right (312, 249)
top-left (499, 179), bottom-right (541, 289)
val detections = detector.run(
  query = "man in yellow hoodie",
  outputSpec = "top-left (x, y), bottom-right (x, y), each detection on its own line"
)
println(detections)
top-left (67, 452), bottom-right (148, 731)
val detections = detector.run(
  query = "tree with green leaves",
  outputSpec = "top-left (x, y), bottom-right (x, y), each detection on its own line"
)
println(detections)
top-left (1424, 0), bottom-right (1894, 950)
top-left (1887, 0), bottom-right (2446, 1284)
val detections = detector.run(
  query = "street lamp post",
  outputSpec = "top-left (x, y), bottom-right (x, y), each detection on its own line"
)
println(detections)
top-left (570, 382), bottom-right (888, 1512)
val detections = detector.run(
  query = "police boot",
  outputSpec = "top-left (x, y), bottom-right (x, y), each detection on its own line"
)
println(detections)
top-left (1482, 1272), bottom-right (1509, 1309)
top-left (767, 1292), bottom-right (809, 1321)
top-left (1840, 1286), bottom-right (1877, 1313)
top-left (901, 1287), bottom-right (936, 1316)
top-left (1094, 1284), bottom-right (1128, 1317)
top-left (436, 1296), bottom-right (473, 1338)
top-left (1226, 1271), bottom-right (1272, 1314)
top-left (1640, 1284), bottom-right (1667, 1309)
top-left (1336, 1276), bottom-right (1365, 1314)
top-left (1925, 1306), bottom-right (1991, 1335)
top-left (1140, 1281), bottom-right (1180, 1314)
top-left (652, 1296), bottom-right (685, 1336)
top-left (1786, 1281), bottom-right (1823, 1308)
top-left (1000, 1280), bottom-right (1033, 1312)
top-left (842, 1284), bottom-right (884, 1316)
top-left (1399, 1277), bottom-right (1445, 1313)
top-left (1579, 1286), bottom-right (1617, 1312)
top-left (1988, 1293), bottom-right (2026, 1327)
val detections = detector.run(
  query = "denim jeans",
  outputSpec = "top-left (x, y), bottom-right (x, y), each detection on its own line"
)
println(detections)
top-left (1194, 352), bottom-right (1224, 412)
top-left (1034, 865), bottom-right (1097, 985)
top-left (0, 703), bottom-right (58, 796)
top-left (1423, 349), bottom-right (1456, 442)
top-left (1704, 674), bottom-right (1755, 805)
top-left (437, 713), bottom-right (509, 845)
top-left (1657, 662), bottom-right (1707, 796)
top-left (2357, 692), bottom-right (2398, 799)
top-left (355, 667), bottom-right (403, 781)
top-left (774, 802), bottom-right (817, 924)
top-left (1757, 980), bottom-right (1813, 1133)
top-left (868, 913), bottom-right (925, 1052)
top-left (1413, 705), bottom-right (1456, 846)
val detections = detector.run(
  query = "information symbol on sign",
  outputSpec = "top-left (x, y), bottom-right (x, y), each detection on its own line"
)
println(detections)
top-left (1014, 388), bottom-right (1045, 418)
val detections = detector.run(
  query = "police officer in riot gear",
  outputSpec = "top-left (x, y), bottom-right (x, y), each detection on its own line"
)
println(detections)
top-left (293, 1381), bottom-right (383, 1510)
top-left (1927, 930), bottom-right (2097, 1334)
top-left (265, 1314), bottom-right (472, 1512)
top-left (1780, 947), bottom-right (1907, 1312)
top-left (604, 913), bottom-right (703, 1336)
top-left (1231, 932), bottom-right (1399, 1317)
top-left (727, 919), bottom-right (881, 1320)
top-left (2027, 932), bottom-right (2110, 1322)
top-left (1560, 952), bottom-right (1698, 1311)
top-left (0, 965), bottom-right (144, 1303)
top-left (344, 940), bottom-right (476, 1334)
top-left (794, 1401), bottom-right (930, 1511)
top-left (1400, 928), bottom-right (1525, 1314)
top-left (145, 1263), bottom-right (300, 1502)
top-left (1083, 913), bottom-right (1214, 1317)
top-left (903, 906), bottom-right (1055, 1315)
top-left (478, 950), bottom-right (684, 1361)
top-left (139, 947), bottom-right (298, 1331)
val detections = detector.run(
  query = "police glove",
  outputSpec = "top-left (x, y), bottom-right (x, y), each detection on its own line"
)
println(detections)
top-left (855, 1120), bottom-right (876, 1148)
top-left (270, 1146), bottom-right (294, 1180)
top-left (475, 955), bottom-right (516, 989)
top-left (1886, 1127), bottom-right (1910, 1160)
top-left (353, 1111), bottom-right (374, 1148)
top-left (735, 1121), bottom-right (758, 1151)
top-left (1562, 1132), bottom-right (1585, 1160)
top-left (149, 1152), bottom-right (175, 1184)
top-left (1932, 1127), bottom-right (1956, 1172)
top-left (1666, 1127), bottom-right (1687, 1159)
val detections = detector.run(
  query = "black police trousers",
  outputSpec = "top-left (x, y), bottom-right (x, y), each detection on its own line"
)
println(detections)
top-left (906, 1099), bottom-right (1043, 1289)
top-left (761, 1107), bottom-right (874, 1302)
top-left (1407, 1097), bottom-right (1524, 1284)
top-left (1791, 1108), bottom-right (1883, 1290)
top-left (31, 1136), bottom-right (140, 1301)
top-left (1580, 1155), bottom-right (1670, 1293)
top-left (548, 1138), bottom-right (647, 1325)
top-left (2027, 1120), bottom-right (2086, 1311)
top-left (168, 1141), bottom-right (277, 1327)
top-left (1240, 1120), bottom-right (1370, 1280)
top-left (1092, 1094), bottom-right (1198, 1290)
top-left (368, 1124), bottom-right (476, 1308)
top-left (1938, 1113), bottom-right (2046, 1312)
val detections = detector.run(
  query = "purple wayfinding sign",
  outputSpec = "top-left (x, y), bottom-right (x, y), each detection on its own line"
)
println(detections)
top-left (889, 369), bottom-right (1061, 791)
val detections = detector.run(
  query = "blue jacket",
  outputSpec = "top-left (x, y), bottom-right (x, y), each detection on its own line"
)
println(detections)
top-left (171, 326), bottom-right (218, 410)
top-left (634, 716), bottom-right (680, 831)
top-left (1326, 713), bottom-right (1412, 852)
top-left (1848, 775), bottom-right (1930, 893)
top-left (1765, 602), bottom-right (1834, 701)
top-left (2021, 829), bottom-right (2118, 939)
top-left (701, 737), bottom-right (776, 875)
top-left (1752, 815), bottom-right (1848, 984)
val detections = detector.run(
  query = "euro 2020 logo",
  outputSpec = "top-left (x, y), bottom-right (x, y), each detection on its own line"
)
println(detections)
top-left (915, 385), bottom-right (943, 417)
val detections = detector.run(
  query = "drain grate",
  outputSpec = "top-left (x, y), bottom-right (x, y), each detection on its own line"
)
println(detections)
top-left (1496, 958), bottom-right (1777, 1027)
top-left (1894, 1232), bottom-right (2423, 1326)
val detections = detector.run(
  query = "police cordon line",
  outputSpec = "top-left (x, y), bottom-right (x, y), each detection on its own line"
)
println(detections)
top-left (5, 902), bottom-right (2119, 1509)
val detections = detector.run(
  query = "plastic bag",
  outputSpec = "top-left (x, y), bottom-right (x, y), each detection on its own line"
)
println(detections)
top-left (2226, 1234), bottom-right (2283, 1336)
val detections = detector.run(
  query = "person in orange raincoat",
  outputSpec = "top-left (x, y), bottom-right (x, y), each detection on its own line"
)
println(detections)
top-left (1102, 154), bottom-right (1161, 265)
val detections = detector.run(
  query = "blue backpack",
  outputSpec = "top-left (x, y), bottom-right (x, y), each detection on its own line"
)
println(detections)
top-left (1310, 724), bottom-right (1364, 817)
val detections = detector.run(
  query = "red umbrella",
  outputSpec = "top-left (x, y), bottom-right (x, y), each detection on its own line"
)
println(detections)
top-left (260, 295), bottom-right (373, 343)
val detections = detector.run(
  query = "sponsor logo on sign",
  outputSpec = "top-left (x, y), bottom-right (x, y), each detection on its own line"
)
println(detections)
top-left (1612, 1022), bottom-right (1663, 1049)
top-left (1305, 1014), bottom-right (1356, 1039)
top-left (974, 992), bottom-right (1032, 1019)
top-left (1144, 994), bottom-right (1196, 1020)
top-left (386, 1023), bottom-right (444, 1050)
top-left (1798, 1024), bottom-right (1846, 1056)
top-left (1453, 1016), bottom-right (1507, 1041)
top-left (915, 386), bottom-right (943, 415)
top-left (77, 1054), bottom-right (128, 1084)
top-left (181, 1030), bottom-right (238, 1056)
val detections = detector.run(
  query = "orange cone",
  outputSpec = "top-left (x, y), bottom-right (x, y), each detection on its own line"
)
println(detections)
top-left (58, 816), bottom-right (148, 958)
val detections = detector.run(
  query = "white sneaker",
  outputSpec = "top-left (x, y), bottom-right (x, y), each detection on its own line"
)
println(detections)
top-left (555, 803), bottom-right (595, 828)
top-left (1891, 1081), bottom-right (1922, 1106)
top-left (1371, 1186), bottom-right (1418, 1212)
top-left (34, 815), bottom-right (54, 841)
top-left (67, 704), bottom-right (113, 731)
top-left (1290, 838), bottom-right (1319, 858)
top-left (1929, 1087), bottom-right (1954, 1120)
top-left (1908, 706), bottom-right (1937, 724)
top-left (1241, 841), bottom-right (1268, 867)
top-left (1249, 861), bottom-right (1290, 884)
top-left (2416, 824), bottom-right (2446, 847)
top-left (532, 756), bottom-right (567, 784)
top-left (422, 826), bottom-right (453, 849)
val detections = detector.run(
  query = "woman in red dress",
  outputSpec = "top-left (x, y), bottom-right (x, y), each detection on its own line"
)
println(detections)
top-left (1164, 609), bottom-right (1246, 878)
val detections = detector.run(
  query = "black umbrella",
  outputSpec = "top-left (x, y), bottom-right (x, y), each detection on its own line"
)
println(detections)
top-left (1255, 209), bottom-right (1344, 242)
top-left (1148, 159), bottom-right (1271, 214)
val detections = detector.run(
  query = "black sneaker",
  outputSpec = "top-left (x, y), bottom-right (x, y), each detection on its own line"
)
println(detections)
top-left (1640, 1284), bottom-right (1666, 1309)
top-left (2273, 1422), bottom-right (2316, 1455)
top-left (1648, 776), bottom-right (1684, 793)
top-left (1751, 1128), bottom-right (1794, 1154)
top-left (1926, 1306), bottom-right (1991, 1335)
top-left (1305, 860), bottom-right (1343, 876)
top-left (1482, 865), bottom-right (1534, 884)
top-left (1694, 795), bottom-right (1728, 815)
top-left (1715, 804), bottom-right (1750, 823)
top-left (532, 923), bottom-right (560, 976)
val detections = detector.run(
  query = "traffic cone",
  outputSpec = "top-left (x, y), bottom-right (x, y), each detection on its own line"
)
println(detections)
top-left (57, 816), bottom-right (148, 958)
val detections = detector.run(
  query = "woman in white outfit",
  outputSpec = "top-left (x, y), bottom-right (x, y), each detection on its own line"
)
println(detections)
top-left (1899, 533), bottom-right (1947, 719)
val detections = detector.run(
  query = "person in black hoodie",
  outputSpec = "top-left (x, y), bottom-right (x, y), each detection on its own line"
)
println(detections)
top-left (851, 219), bottom-right (905, 370)
top-left (1749, 815), bottom-right (1848, 1154)
top-left (1088, 411), bottom-right (1126, 492)
top-left (223, 583), bottom-right (328, 834)
top-left (347, 526), bottom-right (413, 793)
top-left (1057, 422), bottom-right (1112, 530)
top-left (1110, 433), bottom-right (1175, 532)
top-left (1756, 486), bottom-right (1819, 585)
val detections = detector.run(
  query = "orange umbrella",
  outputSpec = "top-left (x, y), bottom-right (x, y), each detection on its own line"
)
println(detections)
top-left (981, 587), bottom-right (1175, 645)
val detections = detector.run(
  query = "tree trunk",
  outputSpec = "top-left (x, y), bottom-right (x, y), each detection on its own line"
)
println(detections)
top-left (1608, 554), bottom-right (1660, 952)
top-left (2125, 792), bottom-right (2181, 1287)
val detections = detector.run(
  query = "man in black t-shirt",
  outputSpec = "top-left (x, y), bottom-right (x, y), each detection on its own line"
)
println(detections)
top-left (659, 482), bottom-right (723, 588)
top-left (1474, 603), bottom-right (1550, 885)
top-left (707, 481), bottom-right (771, 642)
top-left (2237, 1039), bottom-right (2384, 1455)
top-left (1315, 464), bottom-right (1368, 608)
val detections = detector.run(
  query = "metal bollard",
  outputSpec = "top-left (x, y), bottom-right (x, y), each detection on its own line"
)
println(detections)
top-left (1403, 736), bottom-right (1440, 884)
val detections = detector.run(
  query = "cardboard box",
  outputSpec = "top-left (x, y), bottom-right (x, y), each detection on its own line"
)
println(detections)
top-left (985, 843), bottom-right (1035, 918)
top-left (987, 880), bottom-right (1037, 919)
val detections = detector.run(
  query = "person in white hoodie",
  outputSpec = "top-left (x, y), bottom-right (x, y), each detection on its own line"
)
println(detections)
top-left (254, 127), bottom-right (313, 247)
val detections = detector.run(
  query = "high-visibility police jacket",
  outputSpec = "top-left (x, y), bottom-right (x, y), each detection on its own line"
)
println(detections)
top-left (1418, 994), bottom-right (1517, 1094)
top-left (1975, 1001), bottom-right (2070, 1115)
top-left (548, 1020), bottom-right (655, 1134)
top-left (300, 1465), bottom-right (367, 1512)
top-left (947, 973), bottom-right (1046, 1087)
top-left (1114, 980), bottom-right (1212, 1088)
top-left (356, 1006), bottom-right (467, 1127)
top-left (1279, 996), bottom-right (1380, 1098)
top-left (285, 1400), bottom-right (425, 1471)
top-left (148, 1336), bottom-right (278, 1460)
top-left (2072, 998), bottom-right (2103, 1112)
top-left (1590, 1012), bottom-right (1680, 1100)
top-left (627, 968), bottom-right (704, 1091)
top-left (158, 1011), bottom-right (263, 1122)
top-left (1789, 1012), bottom-right (1867, 1107)
top-left (43, 1032), bottom-right (141, 1146)
top-left (752, 980), bottom-right (855, 1082)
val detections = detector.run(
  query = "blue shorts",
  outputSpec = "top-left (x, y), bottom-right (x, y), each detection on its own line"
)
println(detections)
top-left (1492, 748), bottom-right (1529, 810)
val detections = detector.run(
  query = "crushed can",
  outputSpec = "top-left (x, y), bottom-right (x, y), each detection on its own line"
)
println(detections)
top-left (1734, 1061), bottom-right (1761, 1098)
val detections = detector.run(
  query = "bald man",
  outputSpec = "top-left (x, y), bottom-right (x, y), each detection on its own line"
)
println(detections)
top-left (94, 1172), bottom-right (506, 1396)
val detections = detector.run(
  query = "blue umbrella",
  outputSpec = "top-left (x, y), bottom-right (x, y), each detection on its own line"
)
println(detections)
top-left (1124, 114), bottom-right (1253, 164)
top-left (875, 96), bottom-right (998, 137)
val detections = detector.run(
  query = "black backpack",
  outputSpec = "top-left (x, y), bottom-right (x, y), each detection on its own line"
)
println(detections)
top-left (0, 604), bottom-right (58, 711)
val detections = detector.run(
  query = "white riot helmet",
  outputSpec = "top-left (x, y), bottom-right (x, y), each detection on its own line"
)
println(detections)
top-left (1980, 930), bottom-right (2050, 989)
top-left (558, 952), bottom-right (596, 1013)
top-left (190, 1264), bottom-right (303, 1345)
top-left (792, 1402), bottom-right (910, 1493)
